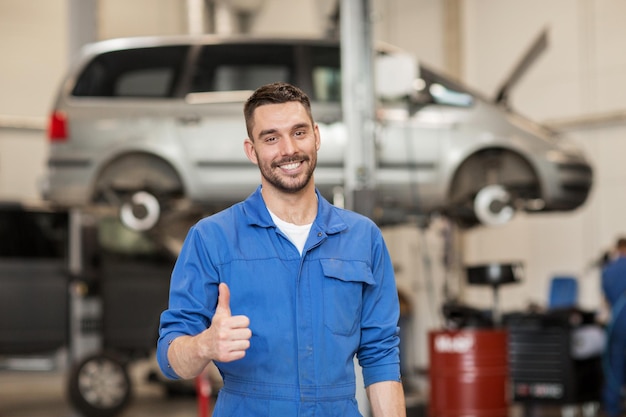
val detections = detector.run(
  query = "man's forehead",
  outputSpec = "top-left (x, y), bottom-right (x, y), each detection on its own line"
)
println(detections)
top-left (254, 101), bottom-right (306, 116)
top-left (252, 102), bottom-right (312, 134)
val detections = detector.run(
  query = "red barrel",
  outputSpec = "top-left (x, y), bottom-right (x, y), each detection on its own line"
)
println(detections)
top-left (428, 329), bottom-right (509, 417)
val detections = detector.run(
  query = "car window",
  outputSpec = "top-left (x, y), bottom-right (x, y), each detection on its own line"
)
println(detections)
top-left (310, 45), bottom-right (341, 103)
top-left (116, 68), bottom-right (174, 97)
top-left (418, 67), bottom-right (474, 107)
top-left (214, 65), bottom-right (289, 91)
top-left (428, 82), bottom-right (473, 107)
top-left (190, 44), bottom-right (295, 94)
top-left (72, 45), bottom-right (189, 98)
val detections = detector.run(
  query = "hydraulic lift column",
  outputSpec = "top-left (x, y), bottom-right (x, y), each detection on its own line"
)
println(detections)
top-left (340, 0), bottom-right (376, 218)
top-left (68, 208), bottom-right (102, 366)
top-left (340, 1), bottom-right (376, 416)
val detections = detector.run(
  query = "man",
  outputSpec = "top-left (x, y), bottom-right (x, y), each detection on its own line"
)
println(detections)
top-left (157, 82), bottom-right (406, 416)
top-left (601, 237), bottom-right (626, 417)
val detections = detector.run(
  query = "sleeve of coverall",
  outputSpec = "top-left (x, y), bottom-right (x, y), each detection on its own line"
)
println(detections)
top-left (156, 224), bottom-right (221, 379)
top-left (357, 228), bottom-right (402, 387)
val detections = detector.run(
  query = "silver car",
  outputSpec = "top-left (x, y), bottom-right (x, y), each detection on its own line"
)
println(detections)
top-left (43, 35), bottom-right (592, 231)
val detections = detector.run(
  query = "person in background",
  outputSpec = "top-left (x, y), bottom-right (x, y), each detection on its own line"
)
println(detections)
top-left (601, 237), bottom-right (626, 417)
top-left (157, 82), bottom-right (406, 417)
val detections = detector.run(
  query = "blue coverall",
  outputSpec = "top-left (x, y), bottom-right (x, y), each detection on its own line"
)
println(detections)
top-left (601, 256), bottom-right (626, 417)
top-left (157, 187), bottom-right (402, 416)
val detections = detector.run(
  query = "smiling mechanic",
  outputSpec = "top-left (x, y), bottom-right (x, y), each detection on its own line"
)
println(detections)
top-left (157, 82), bottom-right (405, 417)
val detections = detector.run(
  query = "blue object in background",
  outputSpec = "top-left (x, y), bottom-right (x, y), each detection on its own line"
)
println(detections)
top-left (548, 276), bottom-right (579, 310)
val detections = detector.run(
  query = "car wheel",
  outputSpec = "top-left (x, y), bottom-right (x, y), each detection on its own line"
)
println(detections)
top-left (68, 352), bottom-right (132, 417)
top-left (473, 184), bottom-right (515, 226)
top-left (448, 149), bottom-right (537, 227)
top-left (93, 153), bottom-right (184, 232)
top-left (120, 190), bottom-right (161, 231)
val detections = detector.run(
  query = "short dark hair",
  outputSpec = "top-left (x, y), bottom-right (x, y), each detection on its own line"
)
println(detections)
top-left (617, 237), bottom-right (626, 250)
top-left (243, 82), bottom-right (313, 139)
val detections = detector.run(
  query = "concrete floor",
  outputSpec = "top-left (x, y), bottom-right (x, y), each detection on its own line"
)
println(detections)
top-left (0, 360), bottom-right (202, 417)
top-left (0, 359), bottom-right (598, 417)
top-left (0, 354), bottom-right (433, 417)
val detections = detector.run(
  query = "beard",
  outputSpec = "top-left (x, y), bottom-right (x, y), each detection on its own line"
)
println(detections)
top-left (257, 152), bottom-right (317, 194)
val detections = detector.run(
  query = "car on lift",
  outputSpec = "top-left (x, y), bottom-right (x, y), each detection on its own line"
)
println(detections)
top-left (42, 34), bottom-right (593, 232)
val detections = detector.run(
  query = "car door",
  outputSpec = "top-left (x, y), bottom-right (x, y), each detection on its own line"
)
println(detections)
top-left (172, 42), bottom-right (299, 203)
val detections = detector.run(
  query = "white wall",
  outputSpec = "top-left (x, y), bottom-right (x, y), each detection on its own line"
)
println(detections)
top-left (0, 0), bottom-right (68, 117)
top-left (372, 0), bottom-right (446, 69)
top-left (0, 0), bottom-right (68, 201)
top-left (98, 0), bottom-right (187, 39)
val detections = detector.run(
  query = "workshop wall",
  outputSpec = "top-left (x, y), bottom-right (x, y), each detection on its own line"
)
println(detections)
top-left (0, 0), bottom-right (67, 200)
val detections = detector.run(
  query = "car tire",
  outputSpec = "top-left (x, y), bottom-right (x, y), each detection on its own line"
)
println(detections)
top-left (68, 352), bottom-right (132, 417)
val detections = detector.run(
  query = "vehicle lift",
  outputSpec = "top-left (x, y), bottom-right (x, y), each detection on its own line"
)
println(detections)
top-left (66, 208), bottom-right (106, 417)
top-left (66, 204), bottom-right (215, 417)
top-left (68, 209), bottom-right (102, 366)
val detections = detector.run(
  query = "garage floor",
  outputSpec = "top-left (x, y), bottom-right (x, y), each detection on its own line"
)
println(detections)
top-left (0, 358), bottom-right (202, 417)
top-left (0, 362), bottom-right (596, 417)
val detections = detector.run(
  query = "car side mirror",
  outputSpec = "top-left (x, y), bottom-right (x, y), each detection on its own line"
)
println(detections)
top-left (375, 52), bottom-right (419, 100)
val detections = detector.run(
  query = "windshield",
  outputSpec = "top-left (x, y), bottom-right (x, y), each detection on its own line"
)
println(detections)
top-left (415, 66), bottom-right (474, 107)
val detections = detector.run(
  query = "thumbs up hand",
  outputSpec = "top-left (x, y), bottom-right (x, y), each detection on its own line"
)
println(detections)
top-left (198, 283), bottom-right (251, 363)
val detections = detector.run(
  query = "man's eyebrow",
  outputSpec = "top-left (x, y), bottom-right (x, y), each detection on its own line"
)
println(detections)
top-left (258, 123), bottom-right (310, 138)
top-left (258, 128), bottom-right (278, 137)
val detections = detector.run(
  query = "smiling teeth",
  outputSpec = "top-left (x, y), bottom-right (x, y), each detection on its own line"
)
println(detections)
top-left (281, 162), bottom-right (300, 170)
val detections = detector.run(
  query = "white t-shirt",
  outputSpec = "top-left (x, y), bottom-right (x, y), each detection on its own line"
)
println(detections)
top-left (268, 209), bottom-right (312, 256)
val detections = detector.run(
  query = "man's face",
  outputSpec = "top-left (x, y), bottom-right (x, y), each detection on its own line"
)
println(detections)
top-left (244, 102), bottom-right (320, 194)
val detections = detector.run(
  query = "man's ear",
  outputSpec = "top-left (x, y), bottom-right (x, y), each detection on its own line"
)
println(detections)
top-left (314, 124), bottom-right (321, 151)
top-left (244, 138), bottom-right (258, 164)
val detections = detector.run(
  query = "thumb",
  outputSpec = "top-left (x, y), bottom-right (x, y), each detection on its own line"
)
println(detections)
top-left (215, 282), bottom-right (231, 316)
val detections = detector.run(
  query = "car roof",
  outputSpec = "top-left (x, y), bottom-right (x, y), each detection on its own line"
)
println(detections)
top-left (79, 34), bottom-right (341, 59)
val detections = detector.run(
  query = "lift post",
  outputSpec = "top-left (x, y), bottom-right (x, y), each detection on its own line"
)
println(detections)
top-left (340, 1), bottom-right (377, 415)
top-left (67, 208), bottom-right (102, 366)
top-left (340, 0), bottom-right (377, 218)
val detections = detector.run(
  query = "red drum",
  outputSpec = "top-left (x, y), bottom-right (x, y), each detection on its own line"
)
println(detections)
top-left (428, 329), bottom-right (509, 417)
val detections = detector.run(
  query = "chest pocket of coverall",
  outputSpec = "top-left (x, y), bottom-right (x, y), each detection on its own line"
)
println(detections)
top-left (320, 259), bottom-right (375, 336)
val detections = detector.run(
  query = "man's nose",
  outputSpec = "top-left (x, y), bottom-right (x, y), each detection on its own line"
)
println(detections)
top-left (279, 136), bottom-right (297, 154)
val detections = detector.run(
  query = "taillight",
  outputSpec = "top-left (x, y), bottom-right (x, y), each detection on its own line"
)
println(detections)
top-left (48, 111), bottom-right (67, 142)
